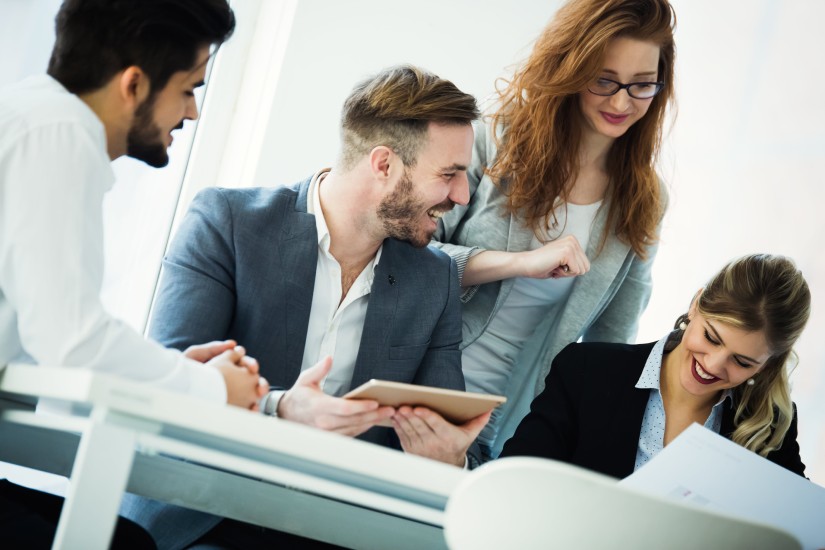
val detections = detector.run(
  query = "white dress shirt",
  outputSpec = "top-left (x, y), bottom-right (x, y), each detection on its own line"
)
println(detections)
top-left (0, 75), bottom-right (225, 402)
top-left (633, 333), bottom-right (730, 471)
top-left (300, 170), bottom-right (382, 396)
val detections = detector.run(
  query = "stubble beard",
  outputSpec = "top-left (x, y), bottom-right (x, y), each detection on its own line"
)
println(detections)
top-left (126, 95), bottom-right (172, 168)
top-left (376, 171), bottom-right (431, 248)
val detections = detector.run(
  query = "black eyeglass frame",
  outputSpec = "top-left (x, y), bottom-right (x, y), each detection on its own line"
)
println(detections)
top-left (587, 77), bottom-right (665, 100)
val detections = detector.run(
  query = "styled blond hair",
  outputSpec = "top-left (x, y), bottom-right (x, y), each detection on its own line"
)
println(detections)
top-left (676, 254), bottom-right (811, 456)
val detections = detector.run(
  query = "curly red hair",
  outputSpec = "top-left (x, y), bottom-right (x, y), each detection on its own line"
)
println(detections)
top-left (489, 0), bottom-right (676, 258)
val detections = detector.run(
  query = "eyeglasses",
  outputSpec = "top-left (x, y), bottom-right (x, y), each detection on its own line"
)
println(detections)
top-left (587, 77), bottom-right (664, 100)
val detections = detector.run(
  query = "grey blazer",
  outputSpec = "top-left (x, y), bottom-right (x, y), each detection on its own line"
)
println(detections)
top-left (151, 177), bottom-right (466, 445)
top-left (432, 121), bottom-right (666, 457)
top-left (124, 177), bottom-right (469, 549)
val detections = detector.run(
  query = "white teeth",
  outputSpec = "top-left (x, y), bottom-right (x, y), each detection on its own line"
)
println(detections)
top-left (427, 209), bottom-right (445, 219)
top-left (694, 361), bottom-right (715, 380)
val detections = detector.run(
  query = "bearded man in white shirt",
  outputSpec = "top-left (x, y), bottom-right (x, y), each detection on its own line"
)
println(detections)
top-left (0, 1), bottom-right (266, 546)
top-left (123, 65), bottom-right (491, 549)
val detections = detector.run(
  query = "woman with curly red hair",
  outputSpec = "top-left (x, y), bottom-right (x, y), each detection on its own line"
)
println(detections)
top-left (433, 0), bottom-right (677, 459)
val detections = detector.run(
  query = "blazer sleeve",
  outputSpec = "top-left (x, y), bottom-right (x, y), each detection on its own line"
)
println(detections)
top-left (583, 182), bottom-right (668, 343)
top-left (148, 187), bottom-right (237, 350)
top-left (410, 258), bottom-right (464, 390)
top-left (499, 343), bottom-right (581, 461)
top-left (765, 404), bottom-right (807, 477)
top-left (582, 239), bottom-right (658, 343)
top-left (410, 257), bottom-right (484, 467)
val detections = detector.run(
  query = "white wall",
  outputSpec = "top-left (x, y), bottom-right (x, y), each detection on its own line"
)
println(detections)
top-left (247, 0), bottom-right (561, 187)
top-left (0, 0), bottom-right (61, 87)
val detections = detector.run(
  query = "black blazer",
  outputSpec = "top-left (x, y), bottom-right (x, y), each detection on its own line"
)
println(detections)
top-left (501, 341), bottom-right (806, 478)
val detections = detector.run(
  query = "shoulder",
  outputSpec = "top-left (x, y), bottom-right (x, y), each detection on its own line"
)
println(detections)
top-left (0, 76), bottom-right (104, 156)
top-left (192, 179), bottom-right (308, 218)
top-left (386, 240), bottom-right (454, 273)
top-left (655, 173), bottom-right (670, 215)
top-left (552, 341), bottom-right (657, 382)
top-left (471, 118), bottom-right (503, 165)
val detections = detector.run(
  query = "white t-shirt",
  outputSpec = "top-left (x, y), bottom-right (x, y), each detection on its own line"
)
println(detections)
top-left (0, 75), bottom-right (225, 402)
top-left (462, 201), bottom-right (601, 445)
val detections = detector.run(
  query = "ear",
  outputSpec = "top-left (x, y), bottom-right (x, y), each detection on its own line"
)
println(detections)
top-left (687, 288), bottom-right (703, 320)
top-left (117, 66), bottom-right (152, 112)
top-left (368, 146), bottom-right (394, 182)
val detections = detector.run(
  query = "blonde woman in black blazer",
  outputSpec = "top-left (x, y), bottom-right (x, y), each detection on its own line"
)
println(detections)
top-left (502, 255), bottom-right (810, 478)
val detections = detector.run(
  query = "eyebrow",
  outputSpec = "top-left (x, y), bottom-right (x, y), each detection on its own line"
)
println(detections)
top-left (706, 322), bottom-right (760, 364)
top-left (443, 163), bottom-right (467, 172)
top-left (601, 69), bottom-right (659, 78)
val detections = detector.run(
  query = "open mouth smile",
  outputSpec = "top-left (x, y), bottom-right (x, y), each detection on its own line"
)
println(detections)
top-left (427, 208), bottom-right (447, 222)
top-left (691, 357), bottom-right (720, 385)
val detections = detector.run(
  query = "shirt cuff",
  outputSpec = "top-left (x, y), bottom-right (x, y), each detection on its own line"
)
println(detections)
top-left (262, 389), bottom-right (287, 417)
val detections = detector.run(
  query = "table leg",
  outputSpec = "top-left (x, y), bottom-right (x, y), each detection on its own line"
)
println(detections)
top-left (52, 408), bottom-right (136, 550)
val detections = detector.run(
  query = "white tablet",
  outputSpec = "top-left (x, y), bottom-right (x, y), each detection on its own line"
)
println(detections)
top-left (344, 379), bottom-right (506, 424)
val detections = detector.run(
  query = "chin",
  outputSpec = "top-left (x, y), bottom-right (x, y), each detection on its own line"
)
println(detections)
top-left (596, 124), bottom-right (630, 140)
top-left (127, 144), bottom-right (170, 168)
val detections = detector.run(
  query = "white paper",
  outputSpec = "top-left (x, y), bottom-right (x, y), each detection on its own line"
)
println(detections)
top-left (621, 423), bottom-right (825, 550)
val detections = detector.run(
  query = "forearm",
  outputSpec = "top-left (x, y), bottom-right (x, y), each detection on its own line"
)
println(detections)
top-left (462, 249), bottom-right (526, 287)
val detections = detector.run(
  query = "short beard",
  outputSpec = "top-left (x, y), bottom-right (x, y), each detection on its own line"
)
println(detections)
top-left (126, 95), bottom-right (170, 168)
top-left (377, 171), bottom-right (452, 248)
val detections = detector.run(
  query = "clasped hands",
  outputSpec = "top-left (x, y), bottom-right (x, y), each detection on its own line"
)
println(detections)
top-left (183, 339), bottom-right (268, 411)
top-left (278, 356), bottom-right (490, 467)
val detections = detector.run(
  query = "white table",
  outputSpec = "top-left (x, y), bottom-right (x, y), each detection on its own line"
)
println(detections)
top-left (0, 363), bottom-right (466, 549)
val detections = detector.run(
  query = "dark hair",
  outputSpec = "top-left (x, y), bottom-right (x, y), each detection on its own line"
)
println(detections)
top-left (339, 64), bottom-right (480, 170)
top-left (47, 0), bottom-right (235, 95)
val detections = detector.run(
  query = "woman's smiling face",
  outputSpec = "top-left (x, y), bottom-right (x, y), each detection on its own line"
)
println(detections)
top-left (578, 36), bottom-right (661, 141)
top-left (675, 304), bottom-right (772, 398)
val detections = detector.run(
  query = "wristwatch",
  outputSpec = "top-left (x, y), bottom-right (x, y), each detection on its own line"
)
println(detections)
top-left (262, 389), bottom-right (287, 417)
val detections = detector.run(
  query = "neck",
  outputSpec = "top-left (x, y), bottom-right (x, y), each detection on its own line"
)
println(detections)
top-left (661, 343), bottom-right (720, 413)
top-left (78, 87), bottom-right (127, 160)
top-left (318, 170), bottom-right (383, 269)
top-left (578, 128), bottom-right (614, 171)
top-left (569, 130), bottom-right (613, 204)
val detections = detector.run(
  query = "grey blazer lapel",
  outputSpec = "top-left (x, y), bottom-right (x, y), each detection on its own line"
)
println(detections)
top-left (351, 240), bottom-right (399, 388)
top-left (505, 212), bottom-right (533, 253)
top-left (555, 205), bottom-right (631, 340)
top-left (490, 212), bottom-right (533, 309)
top-left (279, 179), bottom-right (318, 380)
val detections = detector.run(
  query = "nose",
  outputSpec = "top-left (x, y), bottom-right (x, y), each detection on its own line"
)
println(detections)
top-left (449, 172), bottom-right (470, 206)
top-left (701, 351), bottom-right (726, 375)
top-left (186, 95), bottom-right (199, 121)
top-left (608, 89), bottom-right (632, 112)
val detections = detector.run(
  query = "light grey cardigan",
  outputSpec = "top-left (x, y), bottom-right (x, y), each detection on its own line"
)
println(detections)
top-left (432, 121), bottom-right (666, 457)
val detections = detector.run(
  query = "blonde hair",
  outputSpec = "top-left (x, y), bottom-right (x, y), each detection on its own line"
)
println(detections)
top-left (489, 0), bottom-right (676, 258)
top-left (677, 254), bottom-right (811, 456)
top-left (339, 65), bottom-right (479, 170)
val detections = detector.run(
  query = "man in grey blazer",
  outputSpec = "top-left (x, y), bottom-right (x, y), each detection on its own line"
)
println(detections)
top-left (124, 65), bottom-right (488, 548)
